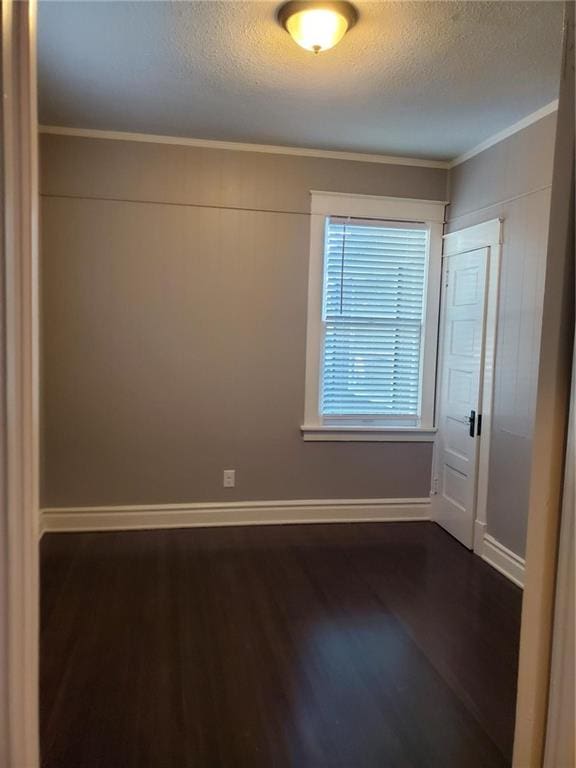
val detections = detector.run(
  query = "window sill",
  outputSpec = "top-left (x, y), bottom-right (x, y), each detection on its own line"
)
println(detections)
top-left (301, 426), bottom-right (437, 442)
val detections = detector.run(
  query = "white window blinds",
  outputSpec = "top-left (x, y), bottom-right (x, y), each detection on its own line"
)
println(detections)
top-left (321, 217), bottom-right (429, 419)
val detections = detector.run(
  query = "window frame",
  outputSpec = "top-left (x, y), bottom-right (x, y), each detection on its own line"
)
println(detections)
top-left (302, 191), bottom-right (445, 442)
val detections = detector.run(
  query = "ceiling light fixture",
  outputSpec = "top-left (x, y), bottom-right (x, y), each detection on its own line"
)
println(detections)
top-left (277, 1), bottom-right (358, 54)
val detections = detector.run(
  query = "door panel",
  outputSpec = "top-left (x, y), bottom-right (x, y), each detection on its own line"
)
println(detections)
top-left (432, 248), bottom-right (489, 548)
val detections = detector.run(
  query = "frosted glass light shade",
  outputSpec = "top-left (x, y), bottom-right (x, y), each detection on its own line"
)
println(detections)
top-left (278, 2), bottom-right (358, 54)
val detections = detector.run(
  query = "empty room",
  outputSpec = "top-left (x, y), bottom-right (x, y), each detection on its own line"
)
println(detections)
top-left (1, 1), bottom-right (574, 767)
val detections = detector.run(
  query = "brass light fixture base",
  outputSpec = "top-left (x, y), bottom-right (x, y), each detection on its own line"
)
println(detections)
top-left (277, 1), bottom-right (359, 33)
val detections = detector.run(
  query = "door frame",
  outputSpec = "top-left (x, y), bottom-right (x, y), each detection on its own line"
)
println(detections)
top-left (3, 2), bottom-right (570, 767)
top-left (434, 218), bottom-right (503, 554)
top-left (1, 1), bottom-right (41, 766)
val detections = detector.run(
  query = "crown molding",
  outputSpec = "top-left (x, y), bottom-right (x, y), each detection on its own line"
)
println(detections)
top-left (38, 124), bottom-right (450, 169)
top-left (449, 100), bottom-right (559, 168)
top-left (39, 100), bottom-right (559, 175)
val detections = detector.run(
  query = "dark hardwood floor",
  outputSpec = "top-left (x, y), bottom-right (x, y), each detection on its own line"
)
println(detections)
top-left (41, 522), bottom-right (522, 768)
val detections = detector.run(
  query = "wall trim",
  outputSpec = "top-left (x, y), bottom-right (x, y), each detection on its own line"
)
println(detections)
top-left (310, 189), bottom-right (448, 221)
top-left (301, 426), bottom-right (437, 442)
top-left (38, 124), bottom-right (450, 170)
top-left (442, 217), bottom-right (503, 255)
top-left (446, 184), bottom-right (553, 225)
top-left (449, 100), bottom-right (559, 168)
top-left (473, 519), bottom-right (487, 555)
top-left (39, 104), bottom-right (559, 175)
top-left (41, 497), bottom-right (431, 534)
top-left (2, 2), bottom-right (41, 766)
top-left (480, 533), bottom-right (526, 588)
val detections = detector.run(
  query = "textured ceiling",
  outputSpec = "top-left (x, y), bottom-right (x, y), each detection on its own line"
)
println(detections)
top-left (38, 1), bottom-right (564, 161)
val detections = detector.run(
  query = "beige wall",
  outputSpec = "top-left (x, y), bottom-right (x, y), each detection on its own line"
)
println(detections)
top-left (446, 112), bottom-right (557, 558)
top-left (40, 135), bottom-right (448, 507)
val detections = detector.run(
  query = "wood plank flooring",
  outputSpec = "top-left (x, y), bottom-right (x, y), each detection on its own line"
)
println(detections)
top-left (40, 522), bottom-right (522, 768)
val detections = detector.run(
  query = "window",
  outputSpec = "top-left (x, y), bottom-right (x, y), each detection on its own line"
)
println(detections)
top-left (302, 192), bottom-right (445, 441)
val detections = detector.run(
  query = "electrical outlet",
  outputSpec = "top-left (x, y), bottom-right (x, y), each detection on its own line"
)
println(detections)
top-left (223, 469), bottom-right (235, 488)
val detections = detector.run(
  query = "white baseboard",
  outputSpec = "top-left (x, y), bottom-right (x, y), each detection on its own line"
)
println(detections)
top-left (473, 519), bottom-right (487, 554)
top-left (480, 533), bottom-right (525, 588)
top-left (40, 497), bottom-right (431, 535)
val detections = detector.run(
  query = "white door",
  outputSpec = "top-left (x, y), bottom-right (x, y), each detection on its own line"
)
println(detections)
top-left (432, 248), bottom-right (489, 549)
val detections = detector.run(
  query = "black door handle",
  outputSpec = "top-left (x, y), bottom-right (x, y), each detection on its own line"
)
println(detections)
top-left (468, 409), bottom-right (476, 437)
